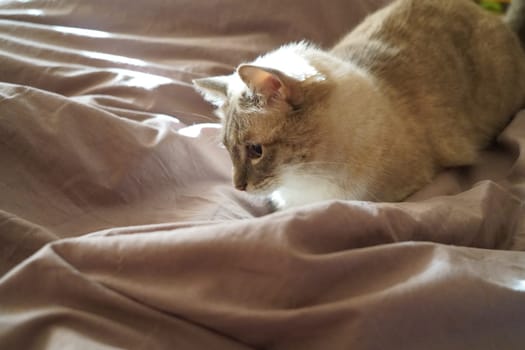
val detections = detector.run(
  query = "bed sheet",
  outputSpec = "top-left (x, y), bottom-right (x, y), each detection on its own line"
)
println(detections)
top-left (1, 0), bottom-right (525, 349)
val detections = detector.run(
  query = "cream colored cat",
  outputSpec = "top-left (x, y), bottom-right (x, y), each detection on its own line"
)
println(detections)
top-left (194, 0), bottom-right (525, 210)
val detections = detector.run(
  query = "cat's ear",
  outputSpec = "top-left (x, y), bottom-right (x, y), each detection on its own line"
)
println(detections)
top-left (237, 65), bottom-right (303, 106)
top-left (192, 76), bottom-right (230, 106)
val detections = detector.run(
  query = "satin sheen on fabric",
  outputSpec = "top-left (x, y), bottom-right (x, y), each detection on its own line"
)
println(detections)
top-left (1, 0), bottom-right (525, 349)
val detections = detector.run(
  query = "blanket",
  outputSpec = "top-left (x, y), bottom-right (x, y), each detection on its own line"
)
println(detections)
top-left (1, 0), bottom-right (525, 349)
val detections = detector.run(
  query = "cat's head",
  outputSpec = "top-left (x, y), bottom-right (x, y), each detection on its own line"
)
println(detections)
top-left (193, 63), bottom-right (332, 196)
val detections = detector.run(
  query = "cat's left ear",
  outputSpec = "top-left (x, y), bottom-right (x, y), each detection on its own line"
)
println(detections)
top-left (193, 75), bottom-right (230, 107)
top-left (237, 65), bottom-right (303, 106)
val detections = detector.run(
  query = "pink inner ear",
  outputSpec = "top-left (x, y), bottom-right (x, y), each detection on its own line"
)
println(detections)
top-left (266, 75), bottom-right (282, 91)
top-left (261, 75), bottom-right (284, 98)
top-left (238, 65), bottom-right (288, 101)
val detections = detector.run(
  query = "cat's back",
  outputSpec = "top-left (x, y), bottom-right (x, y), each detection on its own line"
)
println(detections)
top-left (332, 0), bottom-right (523, 85)
top-left (331, 0), bottom-right (525, 141)
top-left (332, 0), bottom-right (513, 65)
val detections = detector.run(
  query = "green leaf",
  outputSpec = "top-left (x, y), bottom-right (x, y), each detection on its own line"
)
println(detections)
top-left (479, 1), bottom-right (504, 13)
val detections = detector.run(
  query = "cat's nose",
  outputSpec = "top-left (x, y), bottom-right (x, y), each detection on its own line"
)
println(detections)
top-left (235, 181), bottom-right (247, 191)
top-left (233, 168), bottom-right (248, 191)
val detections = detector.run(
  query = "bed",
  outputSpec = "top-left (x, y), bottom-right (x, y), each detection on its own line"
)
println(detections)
top-left (1, 0), bottom-right (525, 349)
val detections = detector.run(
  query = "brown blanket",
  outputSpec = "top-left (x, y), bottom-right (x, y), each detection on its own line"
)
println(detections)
top-left (1, 0), bottom-right (525, 349)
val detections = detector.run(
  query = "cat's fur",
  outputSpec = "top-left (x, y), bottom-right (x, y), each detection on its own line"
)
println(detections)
top-left (194, 0), bottom-right (525, 210)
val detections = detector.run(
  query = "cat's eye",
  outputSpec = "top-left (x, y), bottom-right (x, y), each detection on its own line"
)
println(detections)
top-left (246, 143), bottom-right (263, 159)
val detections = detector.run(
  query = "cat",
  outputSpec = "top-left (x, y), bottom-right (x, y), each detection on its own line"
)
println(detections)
top-left (193, 0), bottom-right (525, 210)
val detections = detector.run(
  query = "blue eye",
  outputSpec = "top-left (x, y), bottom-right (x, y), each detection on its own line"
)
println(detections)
top-left (246, 144), bottom-right (263, 159)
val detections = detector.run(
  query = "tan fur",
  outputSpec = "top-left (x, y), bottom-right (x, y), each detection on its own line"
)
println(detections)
top-left (194, 0), bottom-right (525, 209)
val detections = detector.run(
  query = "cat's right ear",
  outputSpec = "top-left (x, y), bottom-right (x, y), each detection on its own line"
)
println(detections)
top-left (237, 65), bottom-right (303, 107)
top-left (192, 76), bottom-right (229, 107)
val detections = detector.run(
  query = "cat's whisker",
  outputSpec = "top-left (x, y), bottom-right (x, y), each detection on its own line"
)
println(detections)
top-left (354, 186), bottom-right (381, 202)
top-left (287, 174), bottom-right (338, 182)
top-left (300, 161), bottom-right (353, 167)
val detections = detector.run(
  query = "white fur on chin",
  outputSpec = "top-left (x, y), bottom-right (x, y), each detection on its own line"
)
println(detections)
top-left (269, 173), bottom-right (349, 210)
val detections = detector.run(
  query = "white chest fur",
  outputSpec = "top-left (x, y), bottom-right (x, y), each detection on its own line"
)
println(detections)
top-left (269, 173), bottom-right (355, 210)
